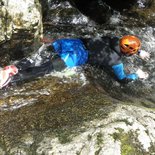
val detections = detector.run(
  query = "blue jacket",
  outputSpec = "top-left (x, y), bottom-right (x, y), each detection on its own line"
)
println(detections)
top-left (52, 38), bottom-right (88, 67)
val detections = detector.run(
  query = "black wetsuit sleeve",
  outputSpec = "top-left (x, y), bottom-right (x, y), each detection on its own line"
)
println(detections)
top-left (15, 58), bottom-right (34, 71)
top-left (11, 60), bottom-right (53, 83)
top-left (11, 56), bottom-right (66, 83)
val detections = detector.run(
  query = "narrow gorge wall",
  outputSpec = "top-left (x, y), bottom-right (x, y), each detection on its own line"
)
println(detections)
top-left (0, 0), bottom-right (42, 43)
top-left (0, 0), bottom-right (43, 65)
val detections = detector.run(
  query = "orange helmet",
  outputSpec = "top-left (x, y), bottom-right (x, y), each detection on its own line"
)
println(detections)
top-left (120, 35), bottom-right (141, 55)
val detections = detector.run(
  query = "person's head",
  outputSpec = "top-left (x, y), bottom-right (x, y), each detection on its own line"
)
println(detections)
top-left (119, 35), bottom-right (141, 56)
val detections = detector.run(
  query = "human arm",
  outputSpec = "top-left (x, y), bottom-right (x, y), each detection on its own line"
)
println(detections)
top-left (112, 63), bottom-right (138, 83)
top-left (112, 63), bottom-right (148, 83)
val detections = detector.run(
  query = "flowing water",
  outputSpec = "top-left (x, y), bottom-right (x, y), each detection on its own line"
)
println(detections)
top-left (0, 0), bottom-right (155, 154)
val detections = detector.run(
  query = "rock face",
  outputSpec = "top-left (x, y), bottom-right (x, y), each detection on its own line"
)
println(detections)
top-left (35, 105), bottom-right (155, 155)
top-left (0, 0), bottom-right (42, 43)
top-left (72, 0), bottom-right (155, 26)
top-left (0, 0), bottom-right (43, 65)
top-left (0, 0), bottom-right (155, 154)
top-left (1, 91), bottom-right (155, 155)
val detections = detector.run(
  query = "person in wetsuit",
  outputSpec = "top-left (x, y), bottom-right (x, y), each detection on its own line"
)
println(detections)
top-left (82, 35), bottom-right (149, 83)
top-left (0, 35), bottom-right (150, 89)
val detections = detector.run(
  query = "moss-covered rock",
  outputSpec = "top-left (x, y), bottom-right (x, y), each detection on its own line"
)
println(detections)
top-left (0, 75), bottom-right (155, 154)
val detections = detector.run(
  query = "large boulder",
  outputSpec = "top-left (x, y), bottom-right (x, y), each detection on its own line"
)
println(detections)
top-left (71, 0), bottom-right (155, 26)
top-left (0, 0), bottom-right (43, 65)
top-left (0, 0), bottom-right (42, 43)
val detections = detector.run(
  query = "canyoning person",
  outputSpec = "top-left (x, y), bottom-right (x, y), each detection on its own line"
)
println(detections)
top-left (0, 35), bottom-right (150, 89)
top-left (41, 35), bottom-right (150, 82)
top-left (82, 35), bottom-right (150, 83)
top-left (0, 38), bottom-right (88, 89)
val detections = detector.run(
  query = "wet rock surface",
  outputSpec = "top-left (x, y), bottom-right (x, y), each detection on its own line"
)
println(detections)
top-left (0, 0), bottom-right (155, 154)
top-left (71, 0), bottom-right (155, 26)
top-left (1, 76), bottom-right (155, 154)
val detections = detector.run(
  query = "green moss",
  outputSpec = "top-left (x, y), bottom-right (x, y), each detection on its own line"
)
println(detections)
top-left (0, 77), bottom-right (117, 153)
top-left (112, 132), bottom-right (121, 142)
top-left (121, 134), bottom-right (135, 155)
top-left (96, 132), bottom-right (103, 146)
top-left (95, 147), bottom-right (102, 155)
top-left (121, 144), bottom-right (133, 155)
top-left (111, 130), bottom-right (147, 155)
top-left (87, 134), bottom-right (92, 141)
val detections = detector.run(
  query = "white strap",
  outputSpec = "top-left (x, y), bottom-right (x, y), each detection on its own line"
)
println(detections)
top-left (0, 70), bottom-right (11, 88)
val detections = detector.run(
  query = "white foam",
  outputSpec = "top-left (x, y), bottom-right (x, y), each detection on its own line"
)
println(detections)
top-left (47, 66), bottom-right (88, 85)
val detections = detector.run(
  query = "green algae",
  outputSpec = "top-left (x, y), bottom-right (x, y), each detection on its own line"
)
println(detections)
top-left (95, 132), bottom-right (103, 155)
top-left (111, 129), bottom-right (148, 155)
top-left (0, 76), bottom-right (117, 153)
top-left (95, 148), bottom-right (102, 155)
top-left (0, 70), bottom-right (154, 155)
top-left (96, 132), bottom-right (104, 146)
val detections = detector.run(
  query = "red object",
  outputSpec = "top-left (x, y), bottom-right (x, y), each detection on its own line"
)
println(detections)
top-left (3, 65), bottom-right (18, 76)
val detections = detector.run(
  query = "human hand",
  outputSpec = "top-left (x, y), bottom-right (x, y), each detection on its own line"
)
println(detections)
top-left (138, 50), bottom-right (150, 61)
top-left (136, 69), bottom-right (149, 79)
